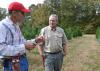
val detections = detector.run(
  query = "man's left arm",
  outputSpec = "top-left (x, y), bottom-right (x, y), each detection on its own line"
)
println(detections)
top-left (62, 43), bottom-right (67, 56)
top-left (62, 30), bottom-right (68, 56)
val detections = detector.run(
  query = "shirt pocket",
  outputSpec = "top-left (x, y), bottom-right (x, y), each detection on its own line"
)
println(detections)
top-left (56, 34), bottom-right (63, 48)
top-left (56, 34), bottom-right (63, 38)
top-left (56, 34), bottom-right (63, 41)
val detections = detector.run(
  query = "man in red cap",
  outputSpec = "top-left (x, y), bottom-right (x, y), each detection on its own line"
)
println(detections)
top-left (0, 2), bottom-right (43, 71)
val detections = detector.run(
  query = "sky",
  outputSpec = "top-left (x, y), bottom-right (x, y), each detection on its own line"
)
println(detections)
top-left (0, 0), bottom-right (45, 9)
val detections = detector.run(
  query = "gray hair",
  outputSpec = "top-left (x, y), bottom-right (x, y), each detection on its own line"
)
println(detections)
top-left (49, 14), bottom-right (58, 21)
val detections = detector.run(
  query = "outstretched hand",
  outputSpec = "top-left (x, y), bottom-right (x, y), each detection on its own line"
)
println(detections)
top-left (25, 36), bottom-right (44, 50)
top-left (35, 36), bottom-right (44, 43)
top-left (25, 41), bottom-right (35, 50)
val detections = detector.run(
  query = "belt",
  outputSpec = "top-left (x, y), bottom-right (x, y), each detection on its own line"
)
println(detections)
top-left (3, 53), bottom-right (26, 60)
top-left (3, 54), bottom-right (26, 71)
top-left (45, 51), bottom-right (61, 54)
top-left (11, 53), bottom-right (26, 63)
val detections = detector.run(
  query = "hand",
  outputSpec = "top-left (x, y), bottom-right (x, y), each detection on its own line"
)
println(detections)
top-left (35, 36), bottom-right (44, 43)
top-left (63, 51), bottom-right (67, 56)
top-left (25, 41), bottom-right (35, 50)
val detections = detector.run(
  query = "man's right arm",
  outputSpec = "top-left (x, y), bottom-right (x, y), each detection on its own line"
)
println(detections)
top-left (37, 45), bottom-right (44, 56)
top-left (37, 28), bottom-right (45, 56)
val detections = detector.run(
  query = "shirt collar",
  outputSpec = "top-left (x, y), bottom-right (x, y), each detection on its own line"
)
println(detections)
top-left (48, 26), bottom-right (57, 31)
top-left (4, 16), bottom-right (18, 27)
top-left (5, 16), bottom-right (14, 25)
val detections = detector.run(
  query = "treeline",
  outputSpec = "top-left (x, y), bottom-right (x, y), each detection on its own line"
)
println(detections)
top-left (22, 0), bottom-right (100, 40)
top-left (1, 0), bottom-right (100, 40)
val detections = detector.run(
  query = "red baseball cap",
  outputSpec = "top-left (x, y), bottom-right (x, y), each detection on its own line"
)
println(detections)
top-left (8, 2), bottom-right (30, 13)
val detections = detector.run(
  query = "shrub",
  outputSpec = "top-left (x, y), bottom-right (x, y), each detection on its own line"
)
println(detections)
top-left (65, 28), bottom-right (73, 40)
top-left (96, 27), bottom-right (100, 43)
top-left (64, 27), bottom-right (83, 40)
top-left (21, 21), bottom-right (41, 39)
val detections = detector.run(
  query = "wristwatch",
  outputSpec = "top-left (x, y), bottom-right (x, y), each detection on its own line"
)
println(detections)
top-left (31, 39), bottom-right (37, 45)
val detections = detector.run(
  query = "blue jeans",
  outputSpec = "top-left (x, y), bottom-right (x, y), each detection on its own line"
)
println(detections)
top-left (3, 55), bottom-right (28, 71)
top-left (45, 52), bottom-right (64, 71)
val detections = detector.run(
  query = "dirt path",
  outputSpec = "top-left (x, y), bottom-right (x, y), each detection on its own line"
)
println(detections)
top-left (62, 35), bottom-right (100, 71)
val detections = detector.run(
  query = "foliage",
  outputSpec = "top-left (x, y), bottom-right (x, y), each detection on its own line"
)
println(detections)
top-left (21, 20), bottom-right (41, 39)
top-left (0, 8), bottom-right (6, 20)
top-left (23, 0), bottom-right (85, 40)
top-left (96, 26), bottom-right (100, 43)
top-left (30, 4), bottom-right (50, 27)
top-left (64, 27), bottom-right (83, 40)
top-left (65, 28), bottom-right (73, 40)
top-left (1, 0), bottom-right (100, 39)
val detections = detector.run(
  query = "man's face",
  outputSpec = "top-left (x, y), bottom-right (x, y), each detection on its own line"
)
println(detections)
top-left (49, 16), bottom-right (58, 28)
top-left (16, 11), bottom-right (25, 23)
top-left (11, 10), bottom-right (25, 24)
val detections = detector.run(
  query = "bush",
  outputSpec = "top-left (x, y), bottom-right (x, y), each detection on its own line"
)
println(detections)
top-left (64, 27), bottom-right (83, 40)
top-left (96, 27), bottom-right (100, 43)
top-left (72, 27), bottom-right (83, 37)
top-left (21, 21), bottom-right (41, 39)
top-left (65, 28), bottom-right (73, 40)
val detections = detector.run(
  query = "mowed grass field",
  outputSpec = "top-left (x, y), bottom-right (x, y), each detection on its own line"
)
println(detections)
top-left (0, 34), bottom-right (100, 71)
